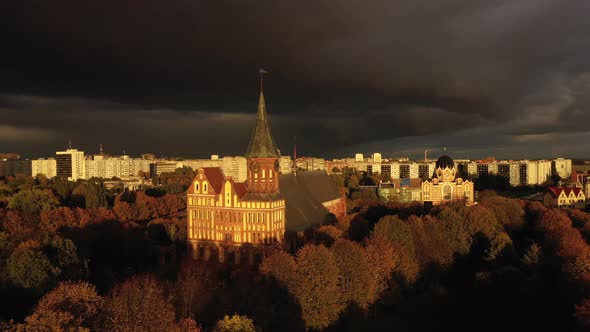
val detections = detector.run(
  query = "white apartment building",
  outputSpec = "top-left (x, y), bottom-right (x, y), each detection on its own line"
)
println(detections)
top-left (56, 149), bottom-right (85, 181)
top-left (279, 156), bottom-right (292, 174)
top-left (372, 153), bottom-right (382, 163)
top-left (553, 158), bottom-right (572, 179)
top-left (222, 156), bottom-right (248, 182)
top-left (527, 160), bottom-right (552, 185)
top-left (32, 158), bottom-right (57, 178)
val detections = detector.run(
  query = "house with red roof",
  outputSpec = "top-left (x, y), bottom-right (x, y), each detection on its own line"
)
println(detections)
top-left (543, 186), bottom-right (586, 209)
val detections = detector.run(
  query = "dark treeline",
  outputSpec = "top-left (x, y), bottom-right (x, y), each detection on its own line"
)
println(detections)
top-left (1, 172), bottom-right (590, 331)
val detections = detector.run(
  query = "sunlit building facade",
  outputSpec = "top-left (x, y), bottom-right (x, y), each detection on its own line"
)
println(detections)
top-left (422, 155), bottom-right (474, 205)
top-left (187, 88), bottom-right (285, 264)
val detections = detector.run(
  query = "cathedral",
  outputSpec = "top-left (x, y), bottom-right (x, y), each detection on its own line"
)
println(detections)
top-left (186, 86), bottom-right (286, 264)
top-left (421, 155), bottom-right (475, 205)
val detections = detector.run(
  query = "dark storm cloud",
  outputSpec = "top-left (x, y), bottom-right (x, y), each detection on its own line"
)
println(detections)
top-left (1, 0), bottom-right (590, 158)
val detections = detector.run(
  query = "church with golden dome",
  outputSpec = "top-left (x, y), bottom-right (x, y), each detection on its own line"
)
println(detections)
top-left (421, 155), bottom-right (475, 205)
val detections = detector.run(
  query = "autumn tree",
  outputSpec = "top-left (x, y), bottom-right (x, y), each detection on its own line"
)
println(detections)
top-left (23, 281), bottom-right (104, 331)
top-left (575, 298), bottom-right (590, 329)
top-left (175, 259), bottom-right (217, 322)
top-left (372, 215), bottom-right (415, 257)
top-left (214, 314), bottom-right (256, 332)
top-left (40, 207), bottom-right (77, 233)
top-left (259, 250), bottom-right (298, 291)
top-left (409, 215), bottom-right (454, 267)
top-left (176, 317), bottom-right (202, 332)
top-left (313, 225), bottom-right (344, 246)
top-left (372, 215), bottom-right (419, 283)
top-left (532, 207), bottom-right (590, 281)
top-left (365, 235), bottom-right (399, 303)
top-left (113, 192), bottom-right (139, 222)
top-left (331, 239), bottom-right (371, 309)
top-left (294, 245), bottom-right (343, 330)
top-left (105, 275), bottom-right (176, 332)
top-left (436, 206), bottom-right (471, 256)
top-left (480, 195), bottom-right (525, 231)
top-left (522, 242), bottom-right (542, 266)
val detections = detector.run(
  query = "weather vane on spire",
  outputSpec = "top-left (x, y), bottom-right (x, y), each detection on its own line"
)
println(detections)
top-left (259, 68), bottom-right (269, 92)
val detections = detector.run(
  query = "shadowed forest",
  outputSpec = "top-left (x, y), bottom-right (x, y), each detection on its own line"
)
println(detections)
top-left (1, 170), bottom-right (590, 331)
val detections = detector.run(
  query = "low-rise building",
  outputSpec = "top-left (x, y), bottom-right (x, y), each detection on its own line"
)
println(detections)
top-left (544, 187), bottom-right (586, 209)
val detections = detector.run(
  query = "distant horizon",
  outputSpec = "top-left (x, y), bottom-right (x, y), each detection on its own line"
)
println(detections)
top-left (2, 147), bottom-right (585, 163)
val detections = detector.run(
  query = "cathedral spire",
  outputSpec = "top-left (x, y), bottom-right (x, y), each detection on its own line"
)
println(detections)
top-left (245, 71), bottom-right (279, 158)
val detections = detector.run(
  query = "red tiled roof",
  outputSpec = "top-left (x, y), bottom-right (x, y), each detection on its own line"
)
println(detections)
top-left (546, 186), bottom-right (583, 198)
top-left (234, 182), bottom-right (247, 198)
top-left (203, 167), bottom-right (225, 194)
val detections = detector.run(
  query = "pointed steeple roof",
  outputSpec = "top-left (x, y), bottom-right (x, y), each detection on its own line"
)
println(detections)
top-left (245, 91), bottom-right (280, 158)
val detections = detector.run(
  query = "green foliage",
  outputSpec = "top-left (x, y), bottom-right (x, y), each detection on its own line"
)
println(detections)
top-left (6, 248), bottom-right (59, 290)
top-left (48, 236), bottom-right (80, 269)
top-left (71, 180), bottom-right (108, 208)
top-left (8, 189), bottom-right (59, 215)
top-left (214, 314), bottom-right (256, 332)
top-left (157, 167), bottom-right (195, 194)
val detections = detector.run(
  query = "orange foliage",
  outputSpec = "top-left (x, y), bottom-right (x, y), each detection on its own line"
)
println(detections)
top-left (106, 275), bottom-right (176, 332)
top-left (532, 206), bottom-right (590, 281)
top-left (23, 281), bottom-right (104, 331)
top-left (575, 299), bottom-right (590, 329)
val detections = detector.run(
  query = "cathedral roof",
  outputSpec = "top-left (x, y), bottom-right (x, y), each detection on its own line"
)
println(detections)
top-left (280, 171), bottom-right (343, 232)
top-left (245, 91), bottom-right (280, 158)
top-left (435, 155), bottom-right (455, 170)
top-left (202, 167), bottom-right (225, 193)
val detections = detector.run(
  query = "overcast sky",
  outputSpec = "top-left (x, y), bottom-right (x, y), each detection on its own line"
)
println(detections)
top-left (1, 1), bottom-right (590, 160)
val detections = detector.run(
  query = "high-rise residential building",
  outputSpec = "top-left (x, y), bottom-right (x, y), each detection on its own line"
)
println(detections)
top-left (418, 163), bottom-right (430, 179)
top-left (372, 153), bottom-right (382, 163)
top-left (399, 164), bottom-right (410, 179)
top-left (380, 164), bottom-right (392, 179)
top-left (56, 149), bottom-right (85, 181)
top-left (0, 159), bottom-right (32, 177)
top-left (526, 160), bottom-right (552, 185)
top-left (32, 158), bottom-right (57, 178)
top-left (279, 156), bottom-right (292, 174)
top-left (355, 153), bottom-right (364, 162)
top-left (187, 86), bottom-right (286, 264)
top-left (553, 158), bottom-right (573, 179)
top-left (222, 156), bottom-right (248, 182)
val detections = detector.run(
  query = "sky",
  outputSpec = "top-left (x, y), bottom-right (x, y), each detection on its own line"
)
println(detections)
top-left (1, 0), bottom-right (590, 160)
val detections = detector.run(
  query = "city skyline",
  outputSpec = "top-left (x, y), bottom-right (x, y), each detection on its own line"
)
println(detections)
top-left (2, 1), bottom-right (590, 158)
